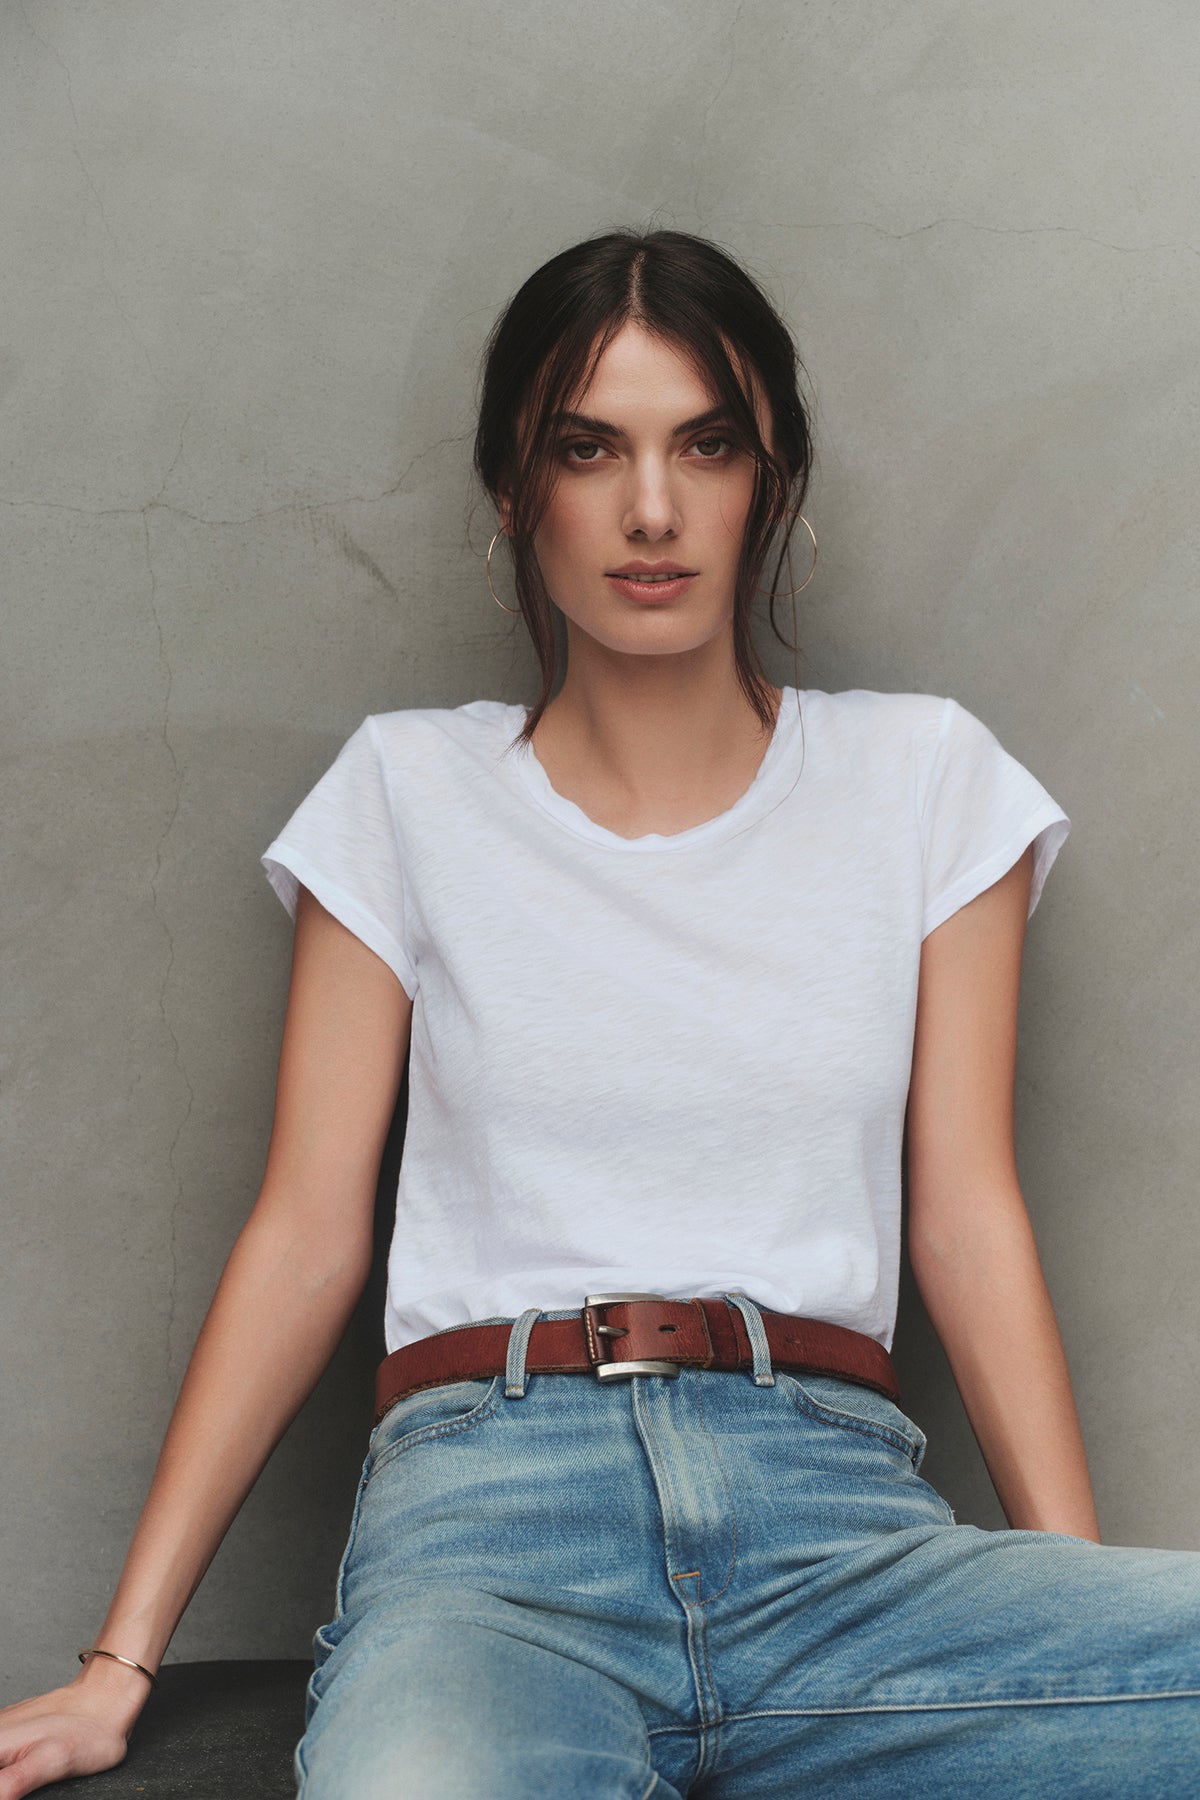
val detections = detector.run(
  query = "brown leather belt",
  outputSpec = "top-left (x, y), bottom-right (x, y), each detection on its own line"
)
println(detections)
top-left (374, 1293), bottom-right (900, 1427)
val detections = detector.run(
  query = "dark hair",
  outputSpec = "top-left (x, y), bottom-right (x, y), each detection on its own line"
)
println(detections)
top-left (473, 228), bottom-right (815, 751)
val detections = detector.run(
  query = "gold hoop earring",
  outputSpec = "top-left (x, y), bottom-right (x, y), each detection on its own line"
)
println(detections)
top-left (487, 529), bottom-right (520, 615)
top-left (759, 512), bottom-right (817, 600)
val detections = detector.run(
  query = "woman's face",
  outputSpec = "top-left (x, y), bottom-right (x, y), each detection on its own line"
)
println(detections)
top-left (510, 322), bottom-right (771, 665)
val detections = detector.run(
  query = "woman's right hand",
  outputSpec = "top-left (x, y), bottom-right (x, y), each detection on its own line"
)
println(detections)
top-left (0, 1661), bottom-right (148, 1799)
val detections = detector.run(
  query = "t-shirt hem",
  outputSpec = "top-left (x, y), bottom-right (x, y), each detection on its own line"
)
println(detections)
top-left (920, 805), bottom-right (1070, 941)
top-left (261, 840), bottom-right (419, 997)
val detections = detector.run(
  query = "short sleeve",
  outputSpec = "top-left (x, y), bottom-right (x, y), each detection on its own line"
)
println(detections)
top-left (261, 715), bottom-right (418, 996)
top-left (919, 696), bottom-right (1071, 941)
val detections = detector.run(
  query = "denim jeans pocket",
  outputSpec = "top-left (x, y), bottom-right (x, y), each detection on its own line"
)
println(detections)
top-left (778, 1371), bottom-right (930, 1472)
top-left (366, 1374), bottom-right (504, 1479)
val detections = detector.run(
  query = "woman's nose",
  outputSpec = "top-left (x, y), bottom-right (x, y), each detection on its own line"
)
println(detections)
top-left (621, 458), bottom-right (682, 540)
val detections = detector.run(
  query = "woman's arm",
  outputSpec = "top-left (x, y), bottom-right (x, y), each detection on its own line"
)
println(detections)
top-left (0, 887), bottom-right (413, 1797)
top-left (905, 845), bottom-right (1102, 1542)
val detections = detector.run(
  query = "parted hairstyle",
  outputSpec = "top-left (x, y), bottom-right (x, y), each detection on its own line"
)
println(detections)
top-left (472, 228), bottom-right (816, 750)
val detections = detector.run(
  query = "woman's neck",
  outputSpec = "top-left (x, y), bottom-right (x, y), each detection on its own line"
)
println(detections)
top-left (526, 663), bottom-right (784, 841)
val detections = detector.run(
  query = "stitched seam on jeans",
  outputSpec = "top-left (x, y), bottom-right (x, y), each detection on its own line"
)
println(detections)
top-left (633, 1378), bottom-right (684, 1576)
top-left (377, 1372), bottom-right (499, 1417)
top-left (685, 1604), bottom-right (721, 1762)
top-left (693, 1371), bottom-right (738, 1605)
top-left (718, 1689), bottom-right (1200, 1717)
top-left (370, 1377), bottom-right (503, 1476)
top-left (332, 1451), bottom-right (373, 1617)
top-left (779, 1373), bottom-right (918, 1460)
top-left (786, 1378), bottom-right (916, 1457)
top-left (910, 1471), bottom-right (956, 1522)
top-left (688, 1594), bottom-right (723, 1742)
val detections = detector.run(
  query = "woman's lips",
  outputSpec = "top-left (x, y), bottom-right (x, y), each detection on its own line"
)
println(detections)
top-left (606, 572), bottom-right (697, 603)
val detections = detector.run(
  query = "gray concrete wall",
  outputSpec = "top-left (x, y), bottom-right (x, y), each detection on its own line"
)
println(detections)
top-left (3, 0), bottom-right (1197, 1700)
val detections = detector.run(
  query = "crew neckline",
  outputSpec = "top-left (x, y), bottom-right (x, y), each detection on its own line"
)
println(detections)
top-left (498, 687), bottom-right (806, 852)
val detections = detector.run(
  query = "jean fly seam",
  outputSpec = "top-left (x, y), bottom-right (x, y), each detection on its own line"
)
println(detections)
top-left (633, 1374), bottom-right (685, 1579)
top-left (632, 1374), bottom-right (724, 1769)
top-left (694, 1593), bottom-right (724, 1772)
top-left (685, 1374), bottom-right (737, 1774)
top-left (685, 1597), bottom-right (722, 1783)
top-left (691, 1371), bottom-right (738, 1606)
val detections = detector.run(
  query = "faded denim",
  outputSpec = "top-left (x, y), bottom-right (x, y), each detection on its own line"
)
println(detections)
top-left (295, 1296), bottom-right (1200, 1796)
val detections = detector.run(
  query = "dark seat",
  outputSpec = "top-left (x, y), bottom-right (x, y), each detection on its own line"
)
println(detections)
top-left (39, 1661), bottom-right (310, 1798)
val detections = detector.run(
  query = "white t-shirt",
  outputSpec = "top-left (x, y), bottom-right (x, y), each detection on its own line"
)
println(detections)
top-left (261, 687), bottom-right (1070, 1355)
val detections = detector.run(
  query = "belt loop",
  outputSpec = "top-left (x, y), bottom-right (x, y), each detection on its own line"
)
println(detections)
top-left (504, 1308), bottom-right (543, 1398)
top-left (725, 1293), bottom-right (776, 1386)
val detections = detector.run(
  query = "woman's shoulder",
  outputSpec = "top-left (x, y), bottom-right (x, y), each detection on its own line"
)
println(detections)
top-left (367, 696), bottom-right (526, 758)
top-left (806, 685), bottom-right (953, 749)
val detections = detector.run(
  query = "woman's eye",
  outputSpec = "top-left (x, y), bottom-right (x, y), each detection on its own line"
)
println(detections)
top-left (560, 435), bottom-right (734, 465)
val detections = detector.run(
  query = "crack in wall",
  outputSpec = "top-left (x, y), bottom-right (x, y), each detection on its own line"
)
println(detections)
top-left (150, 337), bottom-right (225, 510)
top-left (726, 213), bottom-right (1199, 259)
top-left (0, 430), bottom-right (470, 527)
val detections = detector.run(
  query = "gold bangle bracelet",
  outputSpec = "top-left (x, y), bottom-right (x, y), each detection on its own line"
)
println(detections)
top-left (77, 1646), bottom-right (160, 1689)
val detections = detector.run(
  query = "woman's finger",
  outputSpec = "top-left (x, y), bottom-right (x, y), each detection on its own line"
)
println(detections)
top-left (0, 1734), bottom-right (73, 1799)
top-left (0, 1717), bottom-right (126, 1799)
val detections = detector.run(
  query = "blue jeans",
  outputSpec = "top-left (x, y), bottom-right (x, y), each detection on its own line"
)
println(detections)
top-left (294, 1295), bottom-right (1200, 1796)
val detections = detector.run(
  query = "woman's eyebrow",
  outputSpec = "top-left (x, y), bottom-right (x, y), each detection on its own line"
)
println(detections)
top-left (553, 405), bottom-right (733, 439)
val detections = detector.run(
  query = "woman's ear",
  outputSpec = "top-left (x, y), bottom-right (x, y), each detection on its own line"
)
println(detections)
top-left (496, 482), bottom-right (514, 536)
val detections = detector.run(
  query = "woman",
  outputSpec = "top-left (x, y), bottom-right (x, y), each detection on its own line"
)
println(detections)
top-left (2, 228), bottom-right (1198, 1798)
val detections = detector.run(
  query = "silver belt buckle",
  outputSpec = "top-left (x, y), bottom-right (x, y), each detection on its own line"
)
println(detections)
top-left (584, 1292), bottom-right (682, 1381)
